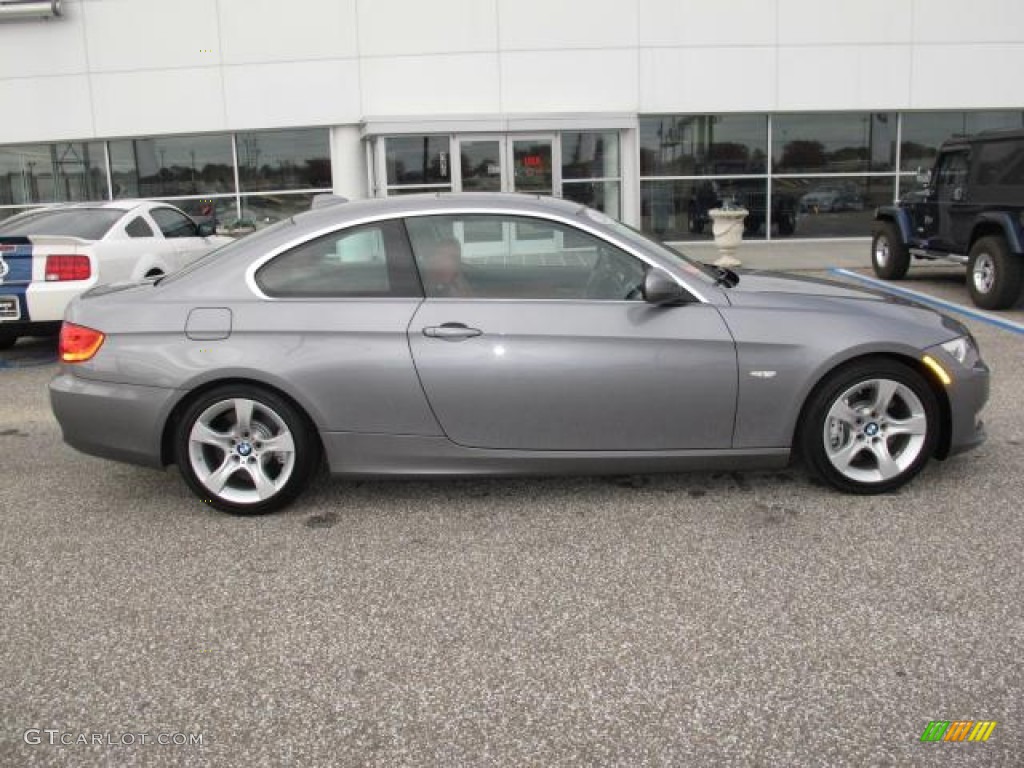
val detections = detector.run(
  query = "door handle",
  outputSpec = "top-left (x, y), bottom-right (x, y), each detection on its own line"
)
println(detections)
top-left (422, 323), bottom-right (482, 340)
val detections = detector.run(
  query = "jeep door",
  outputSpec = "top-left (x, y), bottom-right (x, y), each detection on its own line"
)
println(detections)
top-left (932, 150), bottom-right (972, 252)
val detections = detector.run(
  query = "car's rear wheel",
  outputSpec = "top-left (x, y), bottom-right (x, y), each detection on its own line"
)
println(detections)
top-left (871, 221), bottom-right (910, 280)
top-left (800, 360), bottom-right (939, 494)
top-left (968, 236), bottom-right (1023, 310)
top-left (174, 385), bottom-right (319, 514)
top-left (0, 330), bottom-right (17, 350)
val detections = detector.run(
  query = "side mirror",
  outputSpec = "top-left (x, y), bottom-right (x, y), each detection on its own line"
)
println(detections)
top-left (196, 221), bottom-right (216, 237)
top-left (643, 269), bottom-right (688, 306)
top-left (915, 167), bottom-right (932, 186)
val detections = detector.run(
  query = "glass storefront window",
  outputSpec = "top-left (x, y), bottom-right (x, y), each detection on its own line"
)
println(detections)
top-left (773, 176), bottom-right (894, 239)
top-left (161, 196), bottom-right (239, 232)
top-left (109, 134), bottom-right (234, 199)
top-left (385, 136), bottom-right (451, 187)
top-left (640, 115), bottom-right (768, 176)
top-left (237, 128), bottom-right (331, 192)
top-left (0, 142), bottom-right (106, 205)
top-left (562, 181), bottom-right (621, 218)
top-left (900, 110), bottom-right (1024, 172)
top-left (232, 193), bottom-right (317, 234)
top-left (562, 131), bottom-right (620, 180)
top-left (641, 179), bottom-right (769, 241)
top-left (773, 113), bottom-right (896, 173)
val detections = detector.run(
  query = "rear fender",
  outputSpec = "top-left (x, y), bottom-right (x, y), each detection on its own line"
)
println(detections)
top-left (128, 255), bottom-right (170, 282)
top-left (970, 212), bottom-right (1023, 254)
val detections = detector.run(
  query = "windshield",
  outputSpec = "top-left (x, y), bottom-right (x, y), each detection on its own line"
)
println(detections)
top-left (579, 207), bottom-right (718, 283)
top-left (0, 208), bottom-right (124, 240)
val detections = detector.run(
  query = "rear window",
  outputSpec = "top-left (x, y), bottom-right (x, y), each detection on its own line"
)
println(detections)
top-left (0, 209), bottom-right (123, 240)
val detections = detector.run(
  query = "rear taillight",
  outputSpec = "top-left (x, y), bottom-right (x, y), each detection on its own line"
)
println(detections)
top-left (45, 254), bottom-right (91, 282)
top-left (59, 322), bottom-right (105, 363)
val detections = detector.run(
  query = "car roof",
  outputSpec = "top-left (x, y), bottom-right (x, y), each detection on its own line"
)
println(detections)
top-left (289, 192), bottom-right (588, 230)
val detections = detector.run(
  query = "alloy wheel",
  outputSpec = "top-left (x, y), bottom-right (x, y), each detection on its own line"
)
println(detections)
top-left (972, 252), bottom-right (996, 294)
top-left (822, 378), bottom-right (928, 484)
top-left (187, 397), bottom-right (297, 505)
top-left (874, 235), bottom-right (890, 268)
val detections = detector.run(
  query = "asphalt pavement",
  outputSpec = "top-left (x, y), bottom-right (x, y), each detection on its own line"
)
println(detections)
top-left (1, 268), bottom-right (1022, 767)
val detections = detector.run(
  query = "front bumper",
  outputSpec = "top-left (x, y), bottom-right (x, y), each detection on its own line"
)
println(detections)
top-left (943, 359), bottom-right (990, 458)
top-left (50, 372), bottom-right (178, 469)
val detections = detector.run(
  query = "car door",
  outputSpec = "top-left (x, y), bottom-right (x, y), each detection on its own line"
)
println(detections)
top-left (405, 213), bottom-right (738, 452)
top-left (149, 206), bottom-right (208, 269)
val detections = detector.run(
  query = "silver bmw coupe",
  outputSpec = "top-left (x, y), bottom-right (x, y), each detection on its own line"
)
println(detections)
top-left (50, 194), bottom-right (989, 514)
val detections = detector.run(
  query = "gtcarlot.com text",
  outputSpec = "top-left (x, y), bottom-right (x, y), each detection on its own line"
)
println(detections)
top-left (23, 729), bottom-right (204, 747)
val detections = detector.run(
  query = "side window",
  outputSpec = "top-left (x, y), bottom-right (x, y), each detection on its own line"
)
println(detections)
top-left (150, 207), bottom-right (199, 239)
top-left (935, 152), bottom-right (969, 191)
top-left (405, 214), bottom-right (647, 301)
top-left (974, 140), bottom-right (1024, 188)
top-left (255, 219), bottom-right (422, 299)
top-left (124, 216), bottom-right (154, 238)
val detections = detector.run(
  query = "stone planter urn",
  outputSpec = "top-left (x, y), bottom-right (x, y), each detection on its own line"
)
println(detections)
top-left (708, 207), bottom-right (748, 268)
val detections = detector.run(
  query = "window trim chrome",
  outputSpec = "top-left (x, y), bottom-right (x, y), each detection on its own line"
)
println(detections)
top-left (244, 206), bottom-right (711, 304)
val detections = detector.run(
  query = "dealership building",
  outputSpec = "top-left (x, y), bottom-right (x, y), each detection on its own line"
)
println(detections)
top-left (1, 0), bottom-right (1022, 241)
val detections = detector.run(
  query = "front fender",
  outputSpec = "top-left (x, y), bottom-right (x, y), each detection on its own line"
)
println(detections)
top-left (874, 206), bottom-right (913, 244)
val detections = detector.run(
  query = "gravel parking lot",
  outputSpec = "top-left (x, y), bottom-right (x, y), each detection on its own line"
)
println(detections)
top-left (1, 270), bottom-right (1022, 767)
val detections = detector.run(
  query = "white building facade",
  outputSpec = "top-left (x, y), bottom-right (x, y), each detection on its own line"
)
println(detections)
top-left (1, 0), bottom-right (1022, 240)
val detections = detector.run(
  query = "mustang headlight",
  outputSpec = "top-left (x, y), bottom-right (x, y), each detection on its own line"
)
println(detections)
top-left (939, 335), bottom-right (980, 367)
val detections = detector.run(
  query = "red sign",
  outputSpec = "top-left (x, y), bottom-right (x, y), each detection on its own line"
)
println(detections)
top-left (522, 154), bottom-right (544, 168)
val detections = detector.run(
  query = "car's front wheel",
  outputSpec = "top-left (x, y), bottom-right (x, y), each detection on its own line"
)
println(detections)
top-left (174, 385), bottom-right (320, 514)
top-left (800, 360), bottom-right (939, 494)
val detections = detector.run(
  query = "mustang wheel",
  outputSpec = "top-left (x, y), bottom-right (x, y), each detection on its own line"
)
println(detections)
top-left (801, 360), bottom-right (939, 494)
top-left (175, 386), bottom-right (319, 514)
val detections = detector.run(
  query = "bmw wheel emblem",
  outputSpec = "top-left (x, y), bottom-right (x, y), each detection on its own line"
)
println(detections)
top-left (864, 422), bottom-right (880, 437)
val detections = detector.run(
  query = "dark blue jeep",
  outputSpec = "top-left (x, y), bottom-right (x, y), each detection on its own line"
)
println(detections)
top-left (872, 129), bottom-right (1024, 309)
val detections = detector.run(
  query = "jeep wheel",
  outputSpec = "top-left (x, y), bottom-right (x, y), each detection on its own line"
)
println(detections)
top-left (968, 236), bottom-right (1023, 310)
top-left (871, 221), bottom-right (910, 280)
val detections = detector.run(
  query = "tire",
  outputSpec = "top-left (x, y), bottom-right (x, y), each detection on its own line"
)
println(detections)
top-left (800, 359), bottom-right (939, 495)
top-left (967, 235), bottom-right (1023, 310)
top-left (871, 221), bottom-right (910, 280)
top-left (0, 330), bottom-right (17, 350)
top-left (174, 385), bottom-right (320, 515)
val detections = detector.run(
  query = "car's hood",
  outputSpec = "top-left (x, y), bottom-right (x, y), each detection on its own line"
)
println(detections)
top-left (716, 272), bottom-right (970, 350)
top-left (727, 270), bottom-right (916, 304)
top-left (721, 270), bottom-right (969, 340)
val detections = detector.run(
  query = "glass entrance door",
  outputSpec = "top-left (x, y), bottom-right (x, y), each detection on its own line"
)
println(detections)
top-left (510, 138), bottom-right (554, 195)
top-left (458, 139), bottom-right (504, 192)
top-left (451, 135), bottom-right (556, 195)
